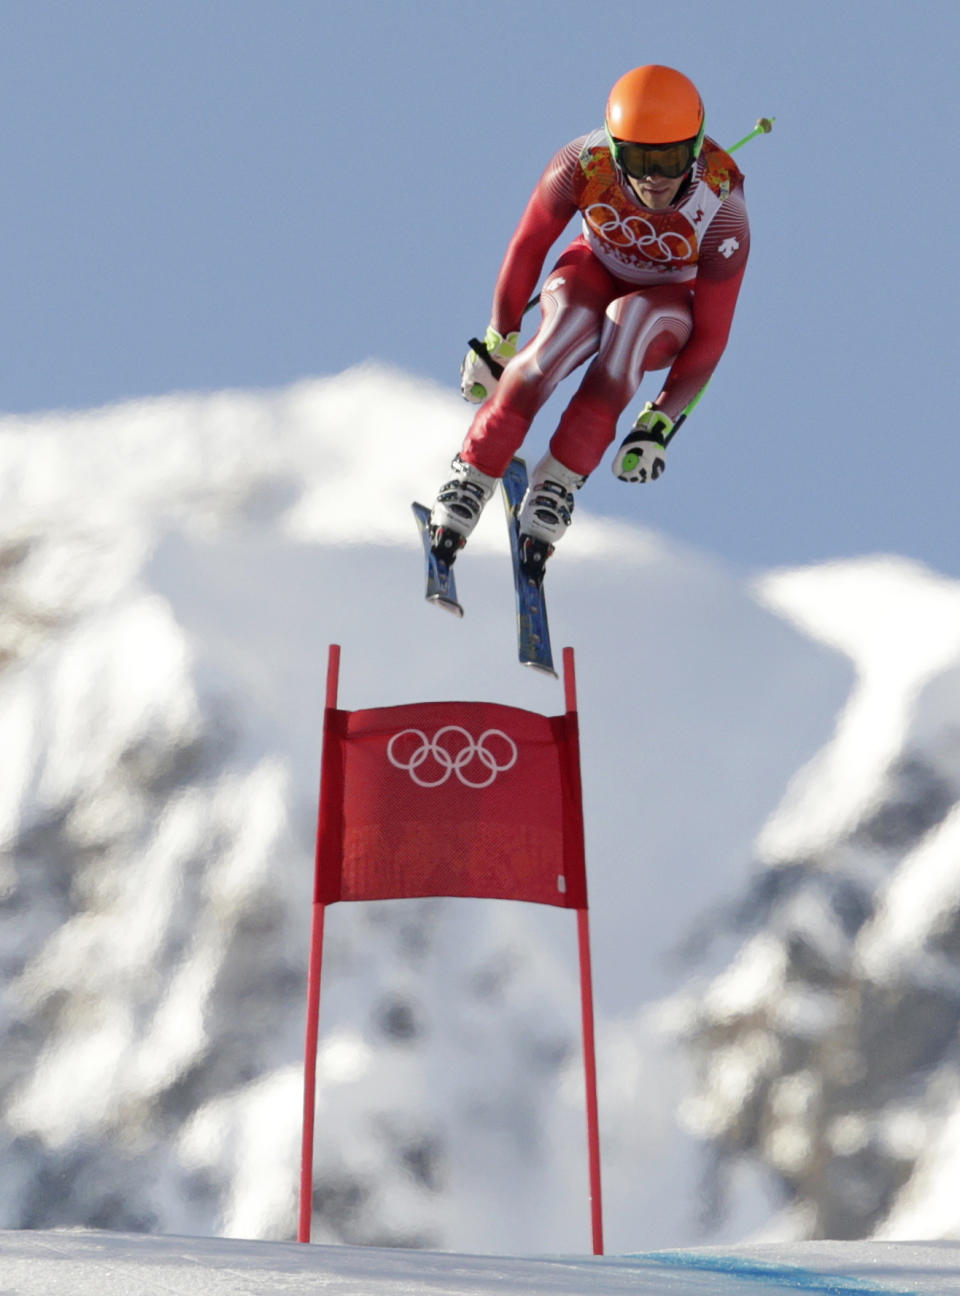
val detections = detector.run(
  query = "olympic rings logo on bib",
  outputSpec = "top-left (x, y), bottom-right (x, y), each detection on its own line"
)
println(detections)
top-left (584, 203), bottom-right (694, 262)
top-left (387, 727), bottom-right (519, 788)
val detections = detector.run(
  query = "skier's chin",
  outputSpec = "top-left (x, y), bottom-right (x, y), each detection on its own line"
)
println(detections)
top-left (630, 175), bottom-right (685, 209)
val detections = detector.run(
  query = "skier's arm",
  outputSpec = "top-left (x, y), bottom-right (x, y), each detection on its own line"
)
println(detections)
top-left (488, 140), bottom-right (582, 335)
top-left (652, 185), bottom-right (750, 421)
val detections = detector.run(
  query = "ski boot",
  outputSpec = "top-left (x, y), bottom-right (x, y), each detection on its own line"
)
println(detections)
top-left (429, 455), bottom-right (499, 563)
top-left (516, 452), bottom-right (585, 585)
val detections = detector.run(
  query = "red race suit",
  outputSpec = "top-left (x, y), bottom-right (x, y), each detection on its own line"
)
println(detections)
top-left (460, 130), bottom-right (750, 478)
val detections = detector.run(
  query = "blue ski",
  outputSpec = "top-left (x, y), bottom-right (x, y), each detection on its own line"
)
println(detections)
top-left (412, 502), bottom-right (463, 617)
top-left (501, 458), bottom-right (557, 677)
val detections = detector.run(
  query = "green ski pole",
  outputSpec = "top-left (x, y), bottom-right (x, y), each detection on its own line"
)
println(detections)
top-left (727, 116), bottom-right (775, 155)
top-left (659, 120), bottom-right (773, 441)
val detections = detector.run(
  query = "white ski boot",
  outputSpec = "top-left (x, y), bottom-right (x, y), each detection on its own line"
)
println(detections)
top-left (429, 455), bottom-right (499, 563)
top-left (516, 452), bottom-right (586, 583)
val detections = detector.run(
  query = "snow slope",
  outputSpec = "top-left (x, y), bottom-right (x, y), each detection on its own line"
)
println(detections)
top-left (4, 363), bottom-right (958, 1254)
top-left (1, 1229), bottom-right (957, 1295)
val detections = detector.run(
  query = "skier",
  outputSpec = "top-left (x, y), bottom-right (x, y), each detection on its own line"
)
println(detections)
top-left (428, 64), bottom-right (750, 580)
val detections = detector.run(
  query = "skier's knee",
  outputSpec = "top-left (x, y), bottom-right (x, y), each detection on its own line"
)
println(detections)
top-left (640, 328), bottom-right (686, 372)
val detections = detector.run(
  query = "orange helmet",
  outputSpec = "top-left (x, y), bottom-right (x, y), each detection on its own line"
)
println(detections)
top-left (605, 65), bottom-right (705, 146)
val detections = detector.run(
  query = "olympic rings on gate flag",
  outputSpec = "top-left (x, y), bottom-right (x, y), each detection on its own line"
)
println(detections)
top-left (386, 726), bottom-right (519, 789)
top-left (584, 202), bottom-right (694, 262)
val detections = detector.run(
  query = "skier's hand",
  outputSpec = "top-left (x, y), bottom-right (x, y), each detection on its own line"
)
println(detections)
top-left (612, 402), bottom-right (674, 483)
top-left (460, 326), bottom-right (520, 403)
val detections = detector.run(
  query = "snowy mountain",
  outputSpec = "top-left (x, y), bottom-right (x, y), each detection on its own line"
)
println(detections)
top-left (1, 363), bottom-right (957, 1255)
top-left (677, 559), bottom-right (960, 1240)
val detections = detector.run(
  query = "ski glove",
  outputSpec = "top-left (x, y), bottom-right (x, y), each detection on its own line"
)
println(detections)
top-left (612, 402), bottom-right (675, 483)
top-left (460, 326), bottom-right (520, 403)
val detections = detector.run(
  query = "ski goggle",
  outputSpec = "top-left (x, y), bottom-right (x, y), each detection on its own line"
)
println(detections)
top-left (607, 131), bottom-right (702, 180)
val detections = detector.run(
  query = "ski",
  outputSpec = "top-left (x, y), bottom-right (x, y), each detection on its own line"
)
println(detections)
top-left (412, 502), bottom-right (464, 617)
top-left (501, 458), bottom-right (557, 677)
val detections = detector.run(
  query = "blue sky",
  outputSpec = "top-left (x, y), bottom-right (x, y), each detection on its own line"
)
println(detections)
top-left (2, 0), bottom-right (958, 577)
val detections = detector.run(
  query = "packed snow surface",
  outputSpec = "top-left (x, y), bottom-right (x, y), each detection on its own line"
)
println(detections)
top-left (1, 1230), bottom-right (958, 1295)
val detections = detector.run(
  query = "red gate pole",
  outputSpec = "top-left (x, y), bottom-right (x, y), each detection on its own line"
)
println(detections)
top-left (577, 907), bottom-right (604, 1255)
top-left (564, 647), bottom-right (604, 1255)
top-left (298, 643), bottom-right (341, 1243)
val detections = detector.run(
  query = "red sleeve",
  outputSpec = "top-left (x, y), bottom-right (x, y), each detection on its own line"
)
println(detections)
top-left (489, 139), bottom-right (583, 334)
top-left (654, 183), bottom-right (750, 419)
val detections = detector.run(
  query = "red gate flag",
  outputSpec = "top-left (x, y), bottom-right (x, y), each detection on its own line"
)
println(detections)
top-left (314, 699), bottom-right (588, 909)
top-left (301, 646), bottom-right (602, 1255)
